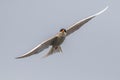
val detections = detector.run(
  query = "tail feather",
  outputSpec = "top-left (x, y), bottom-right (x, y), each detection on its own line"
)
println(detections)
top-left (42, 46), bottom-right (62, 58)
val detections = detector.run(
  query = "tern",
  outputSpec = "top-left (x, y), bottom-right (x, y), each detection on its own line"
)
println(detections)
top-left (16, 6), bottom-right (108, 59)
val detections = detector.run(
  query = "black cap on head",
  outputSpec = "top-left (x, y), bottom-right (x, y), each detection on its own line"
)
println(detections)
top-left (60, 28), bottom-right (66, 32)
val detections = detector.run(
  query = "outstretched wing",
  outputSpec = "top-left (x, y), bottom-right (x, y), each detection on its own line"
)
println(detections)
top-left (66, 6), bottom-right (108, 36)
top-left (16, 36), bottom-right (57, 59)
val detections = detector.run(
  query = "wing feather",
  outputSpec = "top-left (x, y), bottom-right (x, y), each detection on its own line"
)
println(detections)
top-left (16, 36), bottom-right (57, 59)
top-left (66, 6), bottom-right (108, 36)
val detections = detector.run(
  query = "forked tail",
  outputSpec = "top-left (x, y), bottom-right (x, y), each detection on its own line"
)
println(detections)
top-left (42, 46), bottom-right (62, 58)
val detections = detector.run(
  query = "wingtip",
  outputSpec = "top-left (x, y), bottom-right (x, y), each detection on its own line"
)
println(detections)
top-left (95, 6), bottom-right (109, 16)
top-left (15, 57), bottom-right (21, 59)
top-left (15, 56), bottom-right (25, 59)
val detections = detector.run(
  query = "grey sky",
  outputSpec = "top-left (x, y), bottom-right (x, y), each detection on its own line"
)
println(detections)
top-left (0, 0), bottom-right (120, 80)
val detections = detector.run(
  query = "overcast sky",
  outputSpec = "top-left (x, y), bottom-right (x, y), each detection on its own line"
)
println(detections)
top-left (0, 0), bottom-right (120, 80)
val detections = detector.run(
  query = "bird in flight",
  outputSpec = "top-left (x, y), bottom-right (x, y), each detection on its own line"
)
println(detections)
top-left (16, 6), bottom-right (108, 59)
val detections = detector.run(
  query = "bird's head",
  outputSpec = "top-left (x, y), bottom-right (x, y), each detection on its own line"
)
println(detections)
top-left (60, 28), bottom-right (66, 33)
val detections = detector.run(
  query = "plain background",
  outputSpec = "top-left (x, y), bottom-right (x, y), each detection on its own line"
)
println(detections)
top-left (0, 0), bottom-right (120, 80)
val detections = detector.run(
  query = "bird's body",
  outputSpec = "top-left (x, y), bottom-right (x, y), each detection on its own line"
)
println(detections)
top-left (43, 29), bottom-right (66, 57)
top-left (16, 6), bottom-right (108, 59)
top-left (53, 29), bottom-right (66, 47)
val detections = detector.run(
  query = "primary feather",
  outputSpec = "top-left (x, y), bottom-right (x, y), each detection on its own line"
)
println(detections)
top-left (16, 36), bottom-right (57, 59)
top-left (66, 6), bottom-right (108, 36)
